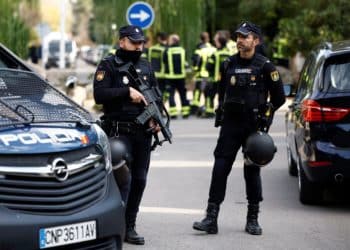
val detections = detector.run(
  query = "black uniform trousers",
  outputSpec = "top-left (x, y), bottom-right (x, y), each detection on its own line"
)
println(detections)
top-left (208, 115), bottom-right (263, 205)
top-left (157, 78), bottom-right (170, 101)
top-left (111, 127), bottom-right (152, 223)
top-left (168, 78), bottom-right (190, 108)
top-left (203, 81), bottom-right (217, 114)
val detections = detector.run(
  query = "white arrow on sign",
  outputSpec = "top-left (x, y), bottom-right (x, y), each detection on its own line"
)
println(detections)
top-left (130, 10), bottom-right (150, 22)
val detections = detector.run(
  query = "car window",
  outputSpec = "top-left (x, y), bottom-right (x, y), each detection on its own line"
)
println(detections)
top-left (324, 55), bottom-right (350, 92)
top-left (0, 45), bottom-right (30, 70)
top-left (0, 58), bottom-right (7, 68)
top-left (295, 56), bottom-right (315, 102)
top-left (49, 40), bottom-right (73, 53)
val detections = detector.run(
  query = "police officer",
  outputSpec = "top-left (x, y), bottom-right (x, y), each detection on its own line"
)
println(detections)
top-left (193, 22), bottom-right (285, 235)
top-left (93, 25), bottom-right (160, 245)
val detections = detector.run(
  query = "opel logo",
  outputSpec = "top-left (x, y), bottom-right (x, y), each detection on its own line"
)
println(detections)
top-left (51, 158), bottom-right (69, 182)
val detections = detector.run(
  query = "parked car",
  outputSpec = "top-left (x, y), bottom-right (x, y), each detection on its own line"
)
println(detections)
top-left (0, 43), bottom-right (125, 249)
top-left (285, 41), bottom-right (350, 204)
top-left (42, 32), bottom-right (78, 69)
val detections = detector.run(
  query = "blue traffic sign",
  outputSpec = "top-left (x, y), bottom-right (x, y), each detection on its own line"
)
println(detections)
top-left (126, 1), bottom-right (154, 29)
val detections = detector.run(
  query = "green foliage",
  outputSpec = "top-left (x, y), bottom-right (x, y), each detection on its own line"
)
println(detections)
top-left (90, 0), bottom-right (215, 59)
top-left (216, 0), bottom-right (350, 58)
top-left (277, 1), bottom-right (349, 56)
top-left (0, 0), bottom-right (35, 58)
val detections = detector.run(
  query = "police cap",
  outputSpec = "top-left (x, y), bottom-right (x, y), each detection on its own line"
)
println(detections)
top-left (119, 25), bottom-right (146, 42)
top-left (235, 21), bottom-right (261, 37)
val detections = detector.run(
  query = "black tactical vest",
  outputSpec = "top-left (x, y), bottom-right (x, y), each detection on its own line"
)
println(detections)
top-left (224, 54), bottom-right (268, 113)
top-left (103, 55), bottom-right (151, 120)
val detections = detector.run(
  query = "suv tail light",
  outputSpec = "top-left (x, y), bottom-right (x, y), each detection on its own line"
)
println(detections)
top-left (302, 99), bottom-right (350, 122)
top-left (308, 160), bottom-right (332, 167)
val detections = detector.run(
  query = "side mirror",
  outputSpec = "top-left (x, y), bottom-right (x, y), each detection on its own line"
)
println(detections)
top-left (65, 75), bottom-right (78, 89)
top-left (283, 84), bottom-right (293, 97)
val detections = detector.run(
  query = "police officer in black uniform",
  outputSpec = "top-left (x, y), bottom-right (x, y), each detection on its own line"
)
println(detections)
top-left (193, 22), bottom-right (285, 235)
top-left (93, 25), bottom-right (160, 245)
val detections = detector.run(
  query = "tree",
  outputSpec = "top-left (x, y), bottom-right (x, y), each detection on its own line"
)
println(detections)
top-left (216, 0), bottom-right (350, 58)
top-left (90, 0), bottom-right (215, 59)
top-left (0, 0), bottom-right (39, 57)
top-left (277, 0), bottom-right (350, 56)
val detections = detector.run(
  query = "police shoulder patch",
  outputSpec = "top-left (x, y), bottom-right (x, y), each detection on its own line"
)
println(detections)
top-left (270, 70), bottom-right (280, 82)
top-left (96, 71), bottom-right (105, 81)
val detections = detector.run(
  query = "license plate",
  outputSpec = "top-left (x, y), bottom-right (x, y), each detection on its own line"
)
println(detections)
top-left (39, 220), bottom-right (96, 249)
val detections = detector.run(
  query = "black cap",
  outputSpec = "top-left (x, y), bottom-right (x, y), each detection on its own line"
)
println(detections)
top-left (119, 25), bottom-right (145, 42)
top-left (235, 22), bottom-right (261, 37)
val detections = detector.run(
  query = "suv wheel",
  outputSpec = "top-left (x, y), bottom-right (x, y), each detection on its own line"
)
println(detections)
top-left (298, 165), bottom-right (323, 205)
top-left (287, 146), bottom-right (298, 176)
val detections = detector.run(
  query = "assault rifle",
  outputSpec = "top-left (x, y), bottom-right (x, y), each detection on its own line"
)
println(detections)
top-left (119, 63), bottom-right (172, 150)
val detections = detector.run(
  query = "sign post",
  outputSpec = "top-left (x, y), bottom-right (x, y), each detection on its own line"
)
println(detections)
top-left (126, 1), bottom-right (154, 29)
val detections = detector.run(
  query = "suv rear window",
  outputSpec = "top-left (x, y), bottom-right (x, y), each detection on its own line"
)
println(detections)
top-left (324, 54), bottom-right (350, 92)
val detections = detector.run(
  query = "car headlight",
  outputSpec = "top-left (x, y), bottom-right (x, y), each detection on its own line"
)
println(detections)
top-left (94, 124), bottom-right (112, 173)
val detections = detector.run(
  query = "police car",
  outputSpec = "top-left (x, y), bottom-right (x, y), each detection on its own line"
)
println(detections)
top-left (0, 43), bottom-right (125, 249)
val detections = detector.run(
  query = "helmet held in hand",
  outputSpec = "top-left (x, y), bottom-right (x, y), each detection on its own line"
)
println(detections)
top-left (243, 131), bottom-right (276, 167)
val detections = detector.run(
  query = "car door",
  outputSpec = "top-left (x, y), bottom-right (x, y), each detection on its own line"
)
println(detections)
top-left (287, 55), bottom-right (316, 162)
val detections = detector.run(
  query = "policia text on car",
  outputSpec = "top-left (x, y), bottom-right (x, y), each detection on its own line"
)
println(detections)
top-left (193, 21), bottom-right (285, 235)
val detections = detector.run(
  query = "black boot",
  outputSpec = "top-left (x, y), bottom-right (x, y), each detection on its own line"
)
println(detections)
top-left (245, 203), bottom-right (262, 235)
top-left (125, 218), bottom-right (145, 245)
top-left (193, 203), bottom-right (219, 234)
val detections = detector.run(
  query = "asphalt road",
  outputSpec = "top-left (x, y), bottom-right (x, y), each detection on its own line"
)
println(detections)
top-left (124, 108), bottom-right (350, 250)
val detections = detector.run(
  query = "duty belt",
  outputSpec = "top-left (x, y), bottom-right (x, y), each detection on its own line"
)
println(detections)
top-left (111, 121), bottom-right (146, 136)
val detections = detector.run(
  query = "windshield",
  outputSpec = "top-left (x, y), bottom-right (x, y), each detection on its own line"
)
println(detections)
top-left (324, 54), bottom-right (350, 92)
top-left (49, 40), bottom-right (73, 54)
top-left (0, 69), bottom-right (93, 127)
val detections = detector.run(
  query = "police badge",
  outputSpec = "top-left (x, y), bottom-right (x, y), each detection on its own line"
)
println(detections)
top-left (96, 71), bottom-right (105, 81)
top-left (230, 76), bottom-right (236, 86)
top-left (270, 71), bottom-right (280, 82)
top-left (122, 76), bottom-right (129, 85)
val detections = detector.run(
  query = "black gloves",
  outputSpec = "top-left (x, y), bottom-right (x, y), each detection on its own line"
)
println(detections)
top-left (214, 106), bottom-right (223, 127)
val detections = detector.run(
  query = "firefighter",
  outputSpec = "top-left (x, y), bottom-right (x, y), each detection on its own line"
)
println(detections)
top-left (148, 32), bottom-right (169, 101)
top-left (190, 32), bottom-right (216, 116)
top-left (204, 31), bottom-right (232, 118)
top-left (223, 30), bottom-right (238, 55)
top-left (164, 34), bottom-right (190, 118)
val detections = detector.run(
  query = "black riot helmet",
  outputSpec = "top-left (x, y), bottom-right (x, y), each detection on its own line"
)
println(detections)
top-left (243, 131), bottom-right (277, 167)
top-left (109, 137), bottom-right (132, 169)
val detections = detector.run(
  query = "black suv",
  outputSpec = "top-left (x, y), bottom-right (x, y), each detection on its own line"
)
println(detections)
top-left (285, 41), bottom-right (350, 204)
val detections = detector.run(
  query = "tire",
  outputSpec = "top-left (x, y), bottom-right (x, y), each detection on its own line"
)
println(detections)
top-left (287, 146), bottom-right (298, 176)
top-left (298, 165), bottom-right (323, 205)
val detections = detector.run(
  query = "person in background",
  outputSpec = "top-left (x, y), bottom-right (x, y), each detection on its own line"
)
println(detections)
top-left (190, 32), bottom-right (216, 116)
top-left (164, 34), bottom-right (190, 119)
top-left (205, 31), bottom-right (231, 118)
top-left (148, 32), bottom-right (169, 102)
